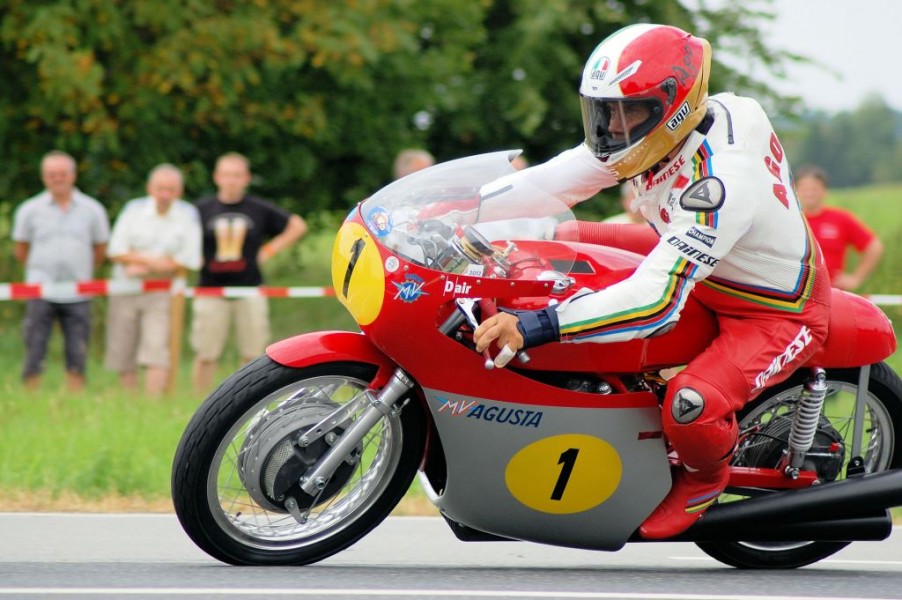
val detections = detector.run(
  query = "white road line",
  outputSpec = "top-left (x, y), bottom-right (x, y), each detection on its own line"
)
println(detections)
top-left (0, 590), bottom-right (896, 599)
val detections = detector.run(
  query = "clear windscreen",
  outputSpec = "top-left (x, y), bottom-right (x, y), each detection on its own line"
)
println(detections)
top-left (358, 151), bottom-right (577, 277)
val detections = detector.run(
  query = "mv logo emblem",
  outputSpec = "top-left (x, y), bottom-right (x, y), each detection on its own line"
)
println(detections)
top-left (437, 396), bottom-right (476, 416)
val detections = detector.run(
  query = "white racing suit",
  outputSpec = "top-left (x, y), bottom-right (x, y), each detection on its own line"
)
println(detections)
top-left (480, 92), bottom-right (831, 475)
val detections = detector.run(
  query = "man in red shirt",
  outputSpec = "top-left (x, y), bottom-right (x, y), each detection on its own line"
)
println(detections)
top-left (795, 165), bottom-right (883, 291)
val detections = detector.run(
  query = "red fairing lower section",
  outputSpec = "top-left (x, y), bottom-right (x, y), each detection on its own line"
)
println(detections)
top-left (806, 289), bottom-right (897, 367)
top-left (266, 330), bottom-right (396, 372)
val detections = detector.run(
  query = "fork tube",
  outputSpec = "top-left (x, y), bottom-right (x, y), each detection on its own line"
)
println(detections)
top-left (299, 368), bottom-right (413, 495)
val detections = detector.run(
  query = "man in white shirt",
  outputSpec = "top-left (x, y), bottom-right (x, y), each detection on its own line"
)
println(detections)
top-left (105, 164), bottom-right (202, 395)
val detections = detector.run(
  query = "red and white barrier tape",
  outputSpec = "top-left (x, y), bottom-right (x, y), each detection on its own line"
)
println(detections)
top-left (0, 279), bottom-right (334, 300)
top-left (864, 295), bottom-right (902, 307)
top-left (0, 279), bottom-right (899, 306)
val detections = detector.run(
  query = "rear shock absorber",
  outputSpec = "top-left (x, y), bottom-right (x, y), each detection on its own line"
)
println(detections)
top-left (785, 367), bottom-right (828, 479)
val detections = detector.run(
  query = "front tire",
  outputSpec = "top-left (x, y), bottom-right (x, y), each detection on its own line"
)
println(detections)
top-left (171, 357), bottom-right (426, 565)
top-left (697, 363), bottom-right (902, 569)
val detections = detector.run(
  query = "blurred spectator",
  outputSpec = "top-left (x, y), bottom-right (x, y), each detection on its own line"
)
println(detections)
top-left (602, 183), bottom-right (644, 224)
top-left (105, 164), bottom-right (202, 396)
top-left (795, 165), bottom-right (884, 291)
top-left (393, 148), bottom-right (435, 179)
top-left (12, 150), bottom-right (110, 391)
top-left (191, 152), bottom-right (308, 392)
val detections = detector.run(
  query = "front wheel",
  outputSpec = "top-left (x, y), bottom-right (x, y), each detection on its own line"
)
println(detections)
top-left (697, 362), bottom-right (902, 569)
top-left (171, 358), bottom-right (426, 565)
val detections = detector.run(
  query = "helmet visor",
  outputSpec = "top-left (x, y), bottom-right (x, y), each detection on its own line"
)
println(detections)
top-left (580, 96), bottom-right (663, 158)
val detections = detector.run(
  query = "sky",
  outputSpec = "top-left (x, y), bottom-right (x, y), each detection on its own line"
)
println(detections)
top-left (739, 0), bottom-right (902, 113)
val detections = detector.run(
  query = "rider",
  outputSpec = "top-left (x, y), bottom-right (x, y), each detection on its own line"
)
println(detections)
top-left (473, 23), bottom-right (831, 539)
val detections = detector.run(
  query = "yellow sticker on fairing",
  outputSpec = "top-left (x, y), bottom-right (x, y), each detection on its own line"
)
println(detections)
top-left (505, 434), bottom-right (622, 514)
top-left (331, 221), bottom-right (385, 326)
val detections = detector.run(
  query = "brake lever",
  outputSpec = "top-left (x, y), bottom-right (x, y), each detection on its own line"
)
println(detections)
top-left (455, 298), bottom-right (494, 370)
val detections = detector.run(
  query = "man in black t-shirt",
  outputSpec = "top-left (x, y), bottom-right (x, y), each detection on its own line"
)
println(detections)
top-left (190, 152), bottom-right (307, 391)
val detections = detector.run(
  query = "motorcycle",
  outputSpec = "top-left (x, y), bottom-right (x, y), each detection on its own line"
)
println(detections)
top-left (172, 151), bottom-right (902, 569)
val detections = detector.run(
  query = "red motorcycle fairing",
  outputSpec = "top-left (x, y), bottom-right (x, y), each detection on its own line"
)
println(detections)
top-left (266, 330), bottom-right (398, 388)
top-left (805, 288), bottom-right (897, 367)
top-left (358, 234), bottom-right (719, 401)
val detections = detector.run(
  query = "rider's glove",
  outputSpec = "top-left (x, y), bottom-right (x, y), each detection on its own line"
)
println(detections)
top-left (501, 306), bottom-right (560, 349)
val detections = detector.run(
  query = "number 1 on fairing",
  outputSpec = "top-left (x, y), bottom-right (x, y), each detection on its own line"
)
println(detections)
top-left (551, 448), bottom-right (579, 501)
top-left (342, 238), bottom-right (366, 298)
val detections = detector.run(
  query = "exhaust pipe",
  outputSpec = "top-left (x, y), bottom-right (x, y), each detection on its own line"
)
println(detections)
top-left (680, 512), bottom-right (891, 542)
top-left (642, 470), bottom-right (902, 543)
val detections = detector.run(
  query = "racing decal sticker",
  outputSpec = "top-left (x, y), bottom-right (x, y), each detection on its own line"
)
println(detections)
top-left (679, 176), bottom-right (725, 212)
top-left (392, 273), bottom-right (428, 303)
top-left (435, 396), bottom-right (543, 428)
top-left (753, 325), bottom-right (813, 391)
top-left (666, 236), bottom-right (719, 267)
top-left (366, 206), bottom-right (393, 237)
top-left (331, 221), bottom-right (385, 326)
top-left (685, 227), bottom-right (716, 248)
top-left (671, 387), bottom-right (705, 424)
top-left (645, 155), bottom-right (686, 190)
top-left (666, 101), bottom-right (691, 131)
top-left (588, 55), bottom-right (610, 81)
top-left (607, 60), bottom-right (641, 87)
top-left (443, 278), bottom-right (473, 297)
top-left (505, 434), bottom-right (622, 514)
top-left (659, 207), bottom-right (671, 224)
top-left (384, 256), bottom-right (400, 273)
top-left (463, 263), bottom-right (485, 277)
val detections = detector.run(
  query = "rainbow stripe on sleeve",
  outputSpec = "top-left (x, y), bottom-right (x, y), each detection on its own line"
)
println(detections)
top-left (560, 258), bottom-right (696, 340)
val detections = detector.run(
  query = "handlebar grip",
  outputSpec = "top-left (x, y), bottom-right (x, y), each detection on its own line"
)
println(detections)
top-left (478, 298), bottom-right (531, 365)
top-left (477, 297), bottom-right (498, 318)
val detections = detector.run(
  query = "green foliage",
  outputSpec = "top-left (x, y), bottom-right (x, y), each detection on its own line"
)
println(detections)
top-left (1, 0), bottom-right (800, 217)
top-left (0, 0), bottom-right (488, 213)
top-left (780, 96), bottom-right (902, 188)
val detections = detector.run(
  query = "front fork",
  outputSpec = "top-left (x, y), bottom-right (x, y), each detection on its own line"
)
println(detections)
top-left (297, 368), bottom-right (413, 496)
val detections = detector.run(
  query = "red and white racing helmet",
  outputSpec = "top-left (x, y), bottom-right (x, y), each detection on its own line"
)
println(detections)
top-left (579, 24), bottom-right (712, 180)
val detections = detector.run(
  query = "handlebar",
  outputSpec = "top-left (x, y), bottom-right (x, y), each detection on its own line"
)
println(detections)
top-left (439, 297), bottom-right (532, 369)
top-left (477, 298), bottom-right (531, 368)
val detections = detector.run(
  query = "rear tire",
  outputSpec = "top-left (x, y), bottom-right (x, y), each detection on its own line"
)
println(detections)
top-left (697, 363), bottom-right (902, 569)
top-left (172, 357), bottom-right (426, 565)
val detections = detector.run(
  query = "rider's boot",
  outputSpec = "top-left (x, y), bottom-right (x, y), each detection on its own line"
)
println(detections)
top-left (638, 462), bottom-right (729, 539)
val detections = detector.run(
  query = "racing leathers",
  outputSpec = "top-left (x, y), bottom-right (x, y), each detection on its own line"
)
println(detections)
top-left (480, 92), bottom-right (831, 537)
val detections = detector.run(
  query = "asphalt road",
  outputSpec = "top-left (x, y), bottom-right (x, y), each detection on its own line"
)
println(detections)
top-left (2, 514), bottom-right (902, 599)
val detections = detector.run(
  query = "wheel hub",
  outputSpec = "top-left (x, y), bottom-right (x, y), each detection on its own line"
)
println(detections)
top-left (238, 400), bottom-right (361, 512)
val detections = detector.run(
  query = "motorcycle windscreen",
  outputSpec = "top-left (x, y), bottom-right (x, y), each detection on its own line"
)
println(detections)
top-left (358, 150), bottom-right (579, 276)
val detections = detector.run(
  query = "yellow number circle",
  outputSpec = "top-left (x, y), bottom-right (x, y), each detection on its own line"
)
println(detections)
top-left (505, 434), bottom-right (622, 514)
top-left (331, 221), bottom-right (385, 326)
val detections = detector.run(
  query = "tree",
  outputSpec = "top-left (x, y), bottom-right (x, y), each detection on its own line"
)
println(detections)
top-left (782, 95), bottom-right (901, 188)
top-left (0, 0), bottom-right (802, 218)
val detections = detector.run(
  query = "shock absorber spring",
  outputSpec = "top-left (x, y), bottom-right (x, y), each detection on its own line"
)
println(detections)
top-left (785, 367), bottom-right (828, 477)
